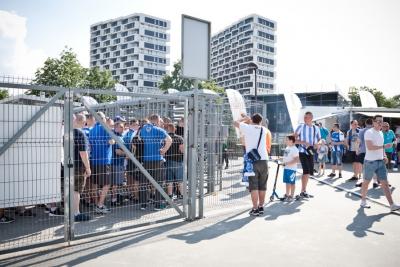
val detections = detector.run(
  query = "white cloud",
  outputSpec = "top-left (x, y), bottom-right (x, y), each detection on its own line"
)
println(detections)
top-left (0, 10), bottom-right (46, 78)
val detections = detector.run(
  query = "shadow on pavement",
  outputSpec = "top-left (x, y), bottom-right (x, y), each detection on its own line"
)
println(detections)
top-left (0, 220), bottom-right (186, 267)
top-left (168, 209), bottom-right (253, 244)
top-left (346, 207), bottom-right (391, 238)
top-left (263, 201), bottom-right (304, 221)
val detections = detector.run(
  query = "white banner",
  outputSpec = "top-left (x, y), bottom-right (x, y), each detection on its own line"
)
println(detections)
top-left (226, 89), bottom-right (247, 138)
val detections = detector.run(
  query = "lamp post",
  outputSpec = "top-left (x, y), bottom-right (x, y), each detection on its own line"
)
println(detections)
top-left (247, 62), bottom-right (258, 100)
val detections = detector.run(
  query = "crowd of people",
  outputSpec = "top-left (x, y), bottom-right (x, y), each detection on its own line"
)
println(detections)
top-left (235, 111), bottom-right (400, 216)
top-left (0, 112), bottom-right (185, 224)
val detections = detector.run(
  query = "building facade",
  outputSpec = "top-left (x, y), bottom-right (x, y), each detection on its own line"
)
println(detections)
top-left (210, 14), bottom-right (276, 96)
top-left (90, 13), bottom-right (170, 93)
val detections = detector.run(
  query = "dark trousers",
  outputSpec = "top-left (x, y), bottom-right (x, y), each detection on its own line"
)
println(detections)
top-left (222, 151), bottom-right (229, 167)
top-left (139, 161), bottom-right (165, 204)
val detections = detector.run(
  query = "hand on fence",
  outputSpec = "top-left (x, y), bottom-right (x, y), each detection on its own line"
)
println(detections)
top-left (85, 168), bottom-right (91, 177)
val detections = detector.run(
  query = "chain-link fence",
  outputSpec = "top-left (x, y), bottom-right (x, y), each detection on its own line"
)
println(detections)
top-left (0, 76), bottom-right (273, 252)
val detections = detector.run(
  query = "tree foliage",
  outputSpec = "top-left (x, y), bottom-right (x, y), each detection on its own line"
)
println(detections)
top-left (32, 47), bottom-right (116, 102)
top-left (158, 60), bottom-right (225, 94)
top-left (348, 86), bottom-right (400, 108)
top-left (0, 89), bottom-right (9, 100)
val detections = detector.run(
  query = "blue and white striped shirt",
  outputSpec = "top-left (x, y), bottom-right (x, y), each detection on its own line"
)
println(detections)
top-left (295, 123), bottom-right (321, 153)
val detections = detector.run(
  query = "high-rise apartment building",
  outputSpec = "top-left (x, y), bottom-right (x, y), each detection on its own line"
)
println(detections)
top-left (210, 14), bottom-right (276, 95)
top-left (90, 13), bottom-right (170, 93)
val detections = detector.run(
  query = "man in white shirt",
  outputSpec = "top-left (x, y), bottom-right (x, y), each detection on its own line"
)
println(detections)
top-left (360, 115), bottom-right (400, 211)
top-left (234, 113), bottom-right (269, 216)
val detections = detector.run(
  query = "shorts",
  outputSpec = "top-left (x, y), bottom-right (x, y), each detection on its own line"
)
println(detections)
top-left (363, 160), bottom-right (387, 181)
top-left (332, 150), bottom-right (343, 166)
top-left (347, 151), bottom-right (357, 163)
top-left (248, 160), bottom-right (268, 191)
top-left (283, 169), bottom-right (296, 185)
top-left (91, 164), bottom-right (111, 187)
top-left (74, 169), bottom-right (87, 193)
top-left (165, 160), bottom-right (184, 182)
top-left (358, 153), bottom-right (365, 164)
top-left (143, 160), bottom-right (165, 185)
top-left (111, 165), bottom-right (125, 186)
top-left (299, 153), bottom-right (314, 175)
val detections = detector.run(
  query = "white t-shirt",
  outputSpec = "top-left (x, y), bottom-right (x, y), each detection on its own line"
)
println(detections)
top-left (364, 128), bottom-right (384, 161)
top-left (283, 145), bottom-right (299, 171)
top-left (239, 123), bottom-right (268, 160)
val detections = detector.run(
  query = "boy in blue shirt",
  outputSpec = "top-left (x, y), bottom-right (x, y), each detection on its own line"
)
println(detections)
top-left (328, 123), bottom-right (345, 178)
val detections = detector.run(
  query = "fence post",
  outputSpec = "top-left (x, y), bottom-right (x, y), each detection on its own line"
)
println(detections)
top-left (198, 96), bottom-right (205, 218)
top-left (63, 90), bottom-right (74, 243)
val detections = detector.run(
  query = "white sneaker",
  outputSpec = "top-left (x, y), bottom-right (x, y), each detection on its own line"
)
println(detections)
top-left (360, 201), bottom-right (371, 209)
top-left (390, 204), bottom-right (400, 212)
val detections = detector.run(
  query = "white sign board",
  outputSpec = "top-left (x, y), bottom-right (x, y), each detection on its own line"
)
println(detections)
top-left (284, 92), bottom-right (302, 131)
top-left (0, 104), bottom-right (62, 208)
top-left (226, 89), bottom-right (247, 138)
top-left (181, 15), bottom-right (210, 80)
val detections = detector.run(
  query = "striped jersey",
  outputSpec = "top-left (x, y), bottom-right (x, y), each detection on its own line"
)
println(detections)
top-left (295, 123), bottom-right (321, 153)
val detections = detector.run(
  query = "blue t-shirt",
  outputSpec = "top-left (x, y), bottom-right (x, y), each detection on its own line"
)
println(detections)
top-left (330, 131), bottom-right (345, 152)
top-left (383, 130), bottom-right (396, 153)
top-left (88, 122), bottom-right (112, 165)
top-left (112, 132), bottom-right (125, 166)
top-left (140, 123), bottom-right (168, 161)
top-left (123, 129), bottom-right (136, 150)
top-left (320, 127), bottom-right (329, 141)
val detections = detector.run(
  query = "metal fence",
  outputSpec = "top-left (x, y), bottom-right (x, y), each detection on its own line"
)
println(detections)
top-left (0, 77), bottom-right (263, 252)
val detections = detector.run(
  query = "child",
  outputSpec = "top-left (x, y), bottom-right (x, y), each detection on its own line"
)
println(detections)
top-left (328, 123), bottom-right (345, 178)
top-left (282, 135), bottom-right (299, 201)
top-left (317, 139), bottom-right (329, 176)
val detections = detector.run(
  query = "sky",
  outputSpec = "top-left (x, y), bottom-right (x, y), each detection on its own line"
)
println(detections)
top-left (0, 0), bottom-right (399, 96)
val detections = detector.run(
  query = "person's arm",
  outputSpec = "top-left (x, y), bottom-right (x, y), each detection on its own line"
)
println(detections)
top-left (366, 140), bottom-right (392, 151)
top-left (294, 125), bottom-right (310, 147)
top-left (79, 151), bottom-right (91, 177)
top-left (233, 113), bottom-right (251, 128)
top-left (160, 135), bottom-right (172, 155)
top-left (179, 144), bottom-right (184, 154)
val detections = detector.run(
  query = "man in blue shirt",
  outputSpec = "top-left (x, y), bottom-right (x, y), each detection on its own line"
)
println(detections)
top-left (89, 112), bottom-right (115, 214)
top-left (111, 122), bottom-right (126, 206)
top-left (382, 122), bottom-right (396, 170)
top-left (318, 122), bottom-right (329, 141)
top-left (139, 114), bottom-right (172, 211)
top-left (327, 123), bottom-right (345, 178)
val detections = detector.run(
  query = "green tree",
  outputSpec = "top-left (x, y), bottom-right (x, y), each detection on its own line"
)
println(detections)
top-left (158, 61), bottom-right (194, 91)
top-left (32, 47), bottom-right (116, 102)
top-left (348, 86), bottom-right (400, 108)
top-left (0, 89), bottom-right (9, 100)
top-left (159, 60), bottom-right (225, 94)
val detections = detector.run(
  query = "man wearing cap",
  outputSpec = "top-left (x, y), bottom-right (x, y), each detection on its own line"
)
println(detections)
top-left (88, 112), bottom-right (115, 214)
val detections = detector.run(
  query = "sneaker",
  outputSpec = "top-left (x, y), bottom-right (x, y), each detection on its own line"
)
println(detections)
top-left (0, 216), bottom-right (15, 224)
top-left (95, 205), bottom-right (111, 214)
top-left (258, 206), bottom-right (264, 215)
top-left (300, 192), bottom-right (313, 198)
top-left (225, 165), bottom-right (229, 170)
top-left (338, 173), bottom-right (342, 178)
top-left (348, 176), bottom-right (358, 181)
top-left (390, 204), bottom-right (400, 212)
top-left (74, 213), bottom-right (91, 222)
top-left (285, 196), bottom-right (294, 202)
top-left (373, 182), bottom-right (379, 189)
top-left (153, 203), bottom-right (166, 211)
top-left (360, 201), bottom-right (371, 209)
top-left (328, 173), bottom-right (336, 178)
top-left (140, 204), bottom-right (147, 211)
top-left (279, 194), bottom-right (289, 201)
top-left (49, 208), bottom-right (64, 217)
top-left (355, 183), bottom-right (362, 188)
top-left (249, 208), bottom-right (259, 216)
top-left (18, 209), bottom-right (36, 217)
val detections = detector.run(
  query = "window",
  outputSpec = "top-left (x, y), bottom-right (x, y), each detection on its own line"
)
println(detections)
top-left (125, 22), bottom-right (135, 29)
top-left (124, 74), bottom-right (134, 80)
top-left (145, 30), bottom-right (155, 37)
top-left (144, 81), bottom-right (156, 87)
top-left (104, 40), bottom-right (110, 46)
top-left (113, 51), bottom-right (120, 57)
top-left (120, 56), bottom-right (127, 62)
top-left (120, 44), bottom-right (127, 49)
top-left (257, 43), bottom-right (275, 53)
top-left (257, 56), bottom-right (274, 65)
top-left (258, 18), bottom-right (275, 29)
top-left (113, 63), bottom-right (120, 69)
top-left (111, 22), bottom-right (117, 27)
top-left (122, 19), bottom-right (128, 24)
top-left (144, 68), bottom-right (154, 74)
top-left (145, 17), bottom-right (155, 24)
top-left (144, 42), bottom-right (154, 49)
top-left (113, 38), bottom-right (120, 44)
top-left (125, 61), bottom-right (133, 67)
top-left (101, 24), bottom-right (107, 29)
top-left (114, 26), bottom-right (121, 32)
top-left (121, 31), bottom-right (128, 37)
top-left (104, 28), bottom-right (110, 34)
top-left (258, 31), bottom-right (274, 40)
top-left (125, 48), bottom-right (134, 54)
top-left (126, 35), bottom-right (135, 42)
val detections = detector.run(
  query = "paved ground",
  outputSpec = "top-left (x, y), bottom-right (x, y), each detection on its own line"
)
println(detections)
top-left (1, 162), bottom-right (400, 267)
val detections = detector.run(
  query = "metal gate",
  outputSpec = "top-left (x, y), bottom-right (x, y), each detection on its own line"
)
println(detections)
top-left (0, 77), bottom-right (261, 252)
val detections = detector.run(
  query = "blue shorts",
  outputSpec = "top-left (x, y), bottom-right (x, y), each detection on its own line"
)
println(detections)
top-left (111, 165), bottom-right (125, 186)
top-left (165, 160), bottom-right (184, 182)
top-left (283, 169), bottom-right (296, 185)
top-left (363, 160), bottom-right (387, 181)
top-left (331, 150), bottom-right (343, 166)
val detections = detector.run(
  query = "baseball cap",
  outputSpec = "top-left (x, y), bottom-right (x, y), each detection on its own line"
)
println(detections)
top-left (114, 115), bottom-right (127, 122)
